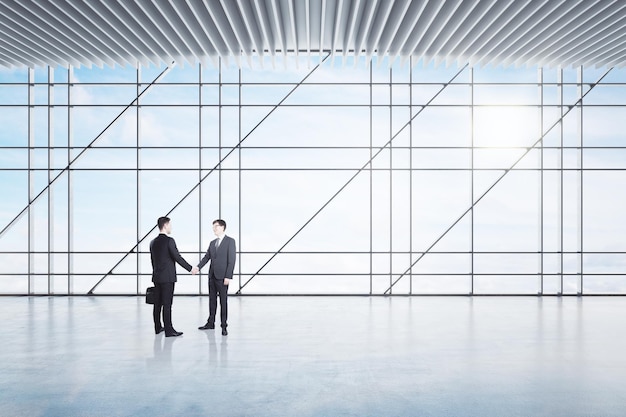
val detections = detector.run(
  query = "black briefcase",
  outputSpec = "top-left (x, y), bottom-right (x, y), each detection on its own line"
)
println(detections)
top-left (145, 286), bottom-right (155, 304)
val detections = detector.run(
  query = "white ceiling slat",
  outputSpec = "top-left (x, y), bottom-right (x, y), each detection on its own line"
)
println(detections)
top-left (286, 0), bottom-right (298, 59)
top-left (20, 0), bottom-right (105, 68)
top-left (304, 0), bottom-right (311, 55)
top-left (0, 51), bottom-right (17, 68)
top-left (389, 0), bottom-right (427, 62)
top-left (110, 0), bottom-right (174, 66)
top-left (33, 2), bottom-right (107, 68)
top-left (427, 0), bottom-right (480, 67)
top-left (132, 0), bottom-right (188, 64)
top-left (169, 0), bottom-right (213, 66)
top-left (401, 0), bottom-right (447, 62)
top-left (203, 0), bottom-right (242, 66)
top-left (442, 0), bottom-right (504, 67)
top-left (154, 0), bottom-right (203, 65)
top-left (335, 0), bottom-right (356, 62)
top-left (514, 1), bottom-right (610, 68)
top-left (0, 0), bottom-right (625, 69)
top-left (0, 1), bottom-right (86, 68)
top-left (54, 0), bottom-right (128, 66)
top-left (149, 0), bottom-right (195, 61)
top-left (0, 34), bottom-right (48, 68)
top-left (594, 47), bottom-right (626, 69)
top-left (63, 0), bottom-right (143, 67)
top-left (494, 0), bottom-right (581, 68)
top-left (331, 0), bottom-right (343, 60)
top-left (0, 4), bottom-right (79, 65)
top-left (237, 0), bottom-right (265, 57)
top-left (366, 0), bottom-right (395, 64)
top-left (605, 50), bottom-right (626, 69)
top-left (220, 0), bottom-right (253, 56)
top-left (267, 0), bottom-right (286, 57)
top-left (278, 0), bottom-right (296, 54)
top-left (306, 0), bottom-right (320, 53)
top-left (552, 19), bottom-right (626, 69)
top-left (252, 0), bottom-right (274, 57)
top-left (0, 17), bottom-right (64, 68)
top-left (411, 0), bottom-right (458, 57)
top-left (255, 0), bottom-right (280, 67)
top-left (220, 0), bottom-right (252, 66)
top-left (589, 39), bottom-right (626, 69)
top-left (455, 0), bottom-right (522, 66)
top-left (184, 0), bottom-right (224, 66)
top-left (519, 1), bottom-right (607, 68)
top-left (0, 44), bottom-right (19, 65)
top-left (85, 0), bottom-right (159, 67)
top-left (353, 0), bottom-right (378, 59)
top-left (49, 0), bottom-right (129, 68)
top-left (447, 0), bottom-right (510, 60)
top-left (377, 0), bottom-right (412, 63)
top-left (413, 0), bottom-right (464, 65)
top-left (342, 0), bottom-right (357, 54)
top-left (343, 0), bottom-right (362, 59)
top-left (469, 0), bottom-right (547, 67)
top-left (319, 0), bottom-right (327, 57)
top-left (574, 32), bottom-right (626, 69)
top-left (543, 6), bottom-right (626, 69)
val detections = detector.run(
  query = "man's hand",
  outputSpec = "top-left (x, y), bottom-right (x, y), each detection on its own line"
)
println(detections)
top-left (191, 266), bottom-right (199, 275)
top-left (224, 278), bottom-right (230, 285)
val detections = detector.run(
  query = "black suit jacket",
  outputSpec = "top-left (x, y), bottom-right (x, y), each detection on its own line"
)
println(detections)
top-left (198, 235), bottom-right (236, 280)
top-left (150, 233), bottom-right (192, 283)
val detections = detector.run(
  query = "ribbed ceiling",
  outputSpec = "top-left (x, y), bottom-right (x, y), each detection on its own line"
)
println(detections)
top-left (1, 0), bottom-right (625, 70)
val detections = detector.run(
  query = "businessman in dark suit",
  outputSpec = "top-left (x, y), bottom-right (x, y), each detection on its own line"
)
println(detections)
top-left (193, 219), bottom-right (236, 336)
top-left (150, 216), bottom-right (193, 337)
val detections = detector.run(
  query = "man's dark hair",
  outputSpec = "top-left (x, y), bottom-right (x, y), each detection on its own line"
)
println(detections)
top-left (213, 219), bottom-right (226, 230)
top-left (157, 216), bottom-right (170, 231)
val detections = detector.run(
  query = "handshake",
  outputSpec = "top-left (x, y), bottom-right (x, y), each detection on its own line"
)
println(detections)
top-left (190, 266), bottom-right (231, 285)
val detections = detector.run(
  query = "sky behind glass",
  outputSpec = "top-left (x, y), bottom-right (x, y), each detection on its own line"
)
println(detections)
top-left (1, 57), bottom-right (625, 295)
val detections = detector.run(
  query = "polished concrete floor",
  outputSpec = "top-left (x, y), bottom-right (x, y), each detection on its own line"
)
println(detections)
top-left (2, 296), bottom-right (625, 417)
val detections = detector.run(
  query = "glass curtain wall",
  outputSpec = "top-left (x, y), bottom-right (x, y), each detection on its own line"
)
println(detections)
top-left (1, 56), bottom-right (625, 295)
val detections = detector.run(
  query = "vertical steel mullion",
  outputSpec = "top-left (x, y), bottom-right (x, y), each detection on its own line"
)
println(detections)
top-left (389, 67), bottom-right (393, 294)
top-left (470, 67), bottom-right (474, 295)
top-left (559, 68), bottom-right (564, 295)
top-left (369, 63), bottom-right (373, 295)
top-left (538, 68), bottom-right (545, 295)
top-left (135, 65), bottom-right (140, 295)
top-left (198, 63), bottom-right (202, 294)
top-left (68, 65), bottom-right (74, 295)
top-left (218, 58), bottom-right (223, 218)
top-left (578, 66), bottom-right (584, 295)
top-left (238, 64), bottom-right (242, 293)
top-left (409, 58), bottom-right (413, 295)
top-left (48, 66), bottom-right (54, 295)
top-left (28, 68), bottom-right (34, 295)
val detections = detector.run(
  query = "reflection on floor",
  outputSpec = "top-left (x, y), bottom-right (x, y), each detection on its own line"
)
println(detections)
top-left (2, 296), bottom-right (625, 417)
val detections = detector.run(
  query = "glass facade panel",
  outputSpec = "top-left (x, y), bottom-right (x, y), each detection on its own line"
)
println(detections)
top-left (1, 62), bottom-right (625, 294)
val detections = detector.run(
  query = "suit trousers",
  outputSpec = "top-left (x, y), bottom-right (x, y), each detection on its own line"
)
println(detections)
top-left (208, 274), bottom-right (228, 328)
top-left (153, 282), bottom-right (175, 332)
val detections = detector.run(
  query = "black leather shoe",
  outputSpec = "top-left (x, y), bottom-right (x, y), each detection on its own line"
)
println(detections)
top-left (155, 327), bottom-right (164, 334)
top-left (221, 328), bottom-right (228, 336)
top-left (198, 323), bottom-right (215, 330)
top-left (165, 330), bottom-right (183, 337)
